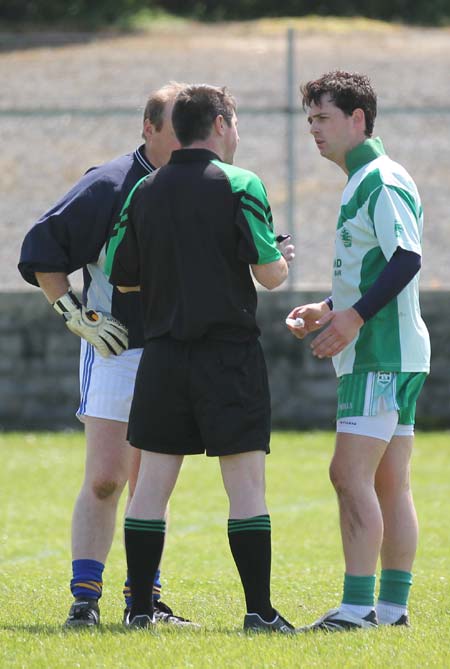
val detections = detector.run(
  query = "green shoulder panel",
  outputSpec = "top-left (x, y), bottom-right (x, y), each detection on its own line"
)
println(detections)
top-left (104, 174), bottom-right (149, 278)
top-left (211, 159), bottom-right (280, 264)
top-left (338, 169), bottom-right (384, 230)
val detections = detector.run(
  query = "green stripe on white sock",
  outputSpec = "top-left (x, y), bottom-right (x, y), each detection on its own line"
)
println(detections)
top-left (342, 573), bottom-right (376, 606)
top-left (378, 569), bottom-right (412, 606)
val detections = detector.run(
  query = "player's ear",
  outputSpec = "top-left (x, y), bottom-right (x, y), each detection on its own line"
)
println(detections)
top-left (143, 118), bottom-right (155, 141)
top-left (352, 108), bottom-right (365, 130)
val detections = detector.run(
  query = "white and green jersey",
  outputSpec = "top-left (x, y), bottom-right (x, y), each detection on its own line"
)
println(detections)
top-left (332, 137), bottom-right (430, 377)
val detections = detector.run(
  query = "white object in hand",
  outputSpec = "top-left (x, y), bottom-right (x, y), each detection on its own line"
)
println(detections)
top-left (285, 317), bottom-right (305, 328)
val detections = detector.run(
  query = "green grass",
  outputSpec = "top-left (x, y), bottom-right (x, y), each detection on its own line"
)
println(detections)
top-left (1, 431), bottom-right (449, 668)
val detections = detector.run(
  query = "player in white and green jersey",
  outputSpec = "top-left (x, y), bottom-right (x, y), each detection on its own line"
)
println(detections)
top-left (332, 136), bottom-right (430, 378)
top-left (287, 71), bottom-right (430, 632)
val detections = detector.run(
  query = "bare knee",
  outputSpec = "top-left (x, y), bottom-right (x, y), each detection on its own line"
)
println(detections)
top-left (329, 459), bottom-right (348, 496)
top-left (91, 477), bottom-right (125, 500)
top-left (376, 469), bottom-right (411, 499)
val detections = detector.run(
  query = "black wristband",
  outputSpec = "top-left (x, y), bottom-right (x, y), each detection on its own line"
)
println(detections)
top-left (324, 296), bottom-right (333, 311)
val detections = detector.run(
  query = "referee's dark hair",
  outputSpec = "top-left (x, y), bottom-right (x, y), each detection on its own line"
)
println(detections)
top-left (142, 81), bottom-right (187, 133)
top-left (300, 70), bottom-right (377, 137)
top-left (172, 85), bottom-right (237, 146)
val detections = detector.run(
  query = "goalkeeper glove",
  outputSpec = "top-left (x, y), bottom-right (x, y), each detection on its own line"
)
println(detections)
top-left (53, 289), bottom-right (128, 358)
top-left (276, 234), bottom-right (295, 263)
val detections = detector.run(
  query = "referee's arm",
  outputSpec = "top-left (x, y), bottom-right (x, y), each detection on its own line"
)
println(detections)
top-left (251, 257), bottom-right (289, 290)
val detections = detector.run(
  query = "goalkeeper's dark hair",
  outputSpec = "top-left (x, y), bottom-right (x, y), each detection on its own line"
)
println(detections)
top-left (300, 71), bottom-right (377, 137)
top-left (142, 81), bottom-right (187, 133)
top-left (172, 84), bottom-right (237, 146)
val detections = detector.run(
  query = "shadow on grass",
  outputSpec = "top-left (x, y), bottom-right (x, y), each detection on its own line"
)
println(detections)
top-left (0, 622), bottom-right (212, 635)
top-left (0, 623), bottom-right (130, 635)
top-left (0, 621), bottom-right (272, 637)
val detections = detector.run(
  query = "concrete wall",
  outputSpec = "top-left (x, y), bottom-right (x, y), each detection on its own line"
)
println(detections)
top-left (0, 290), bottom-right (448, 431)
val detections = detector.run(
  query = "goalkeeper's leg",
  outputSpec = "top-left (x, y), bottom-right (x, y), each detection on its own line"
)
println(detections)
top-left (65, 416), bottom-right (132, 627)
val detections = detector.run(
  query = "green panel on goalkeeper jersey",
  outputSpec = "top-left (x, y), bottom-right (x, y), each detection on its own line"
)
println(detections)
top-left (332, 137), bottom-right (430, 377)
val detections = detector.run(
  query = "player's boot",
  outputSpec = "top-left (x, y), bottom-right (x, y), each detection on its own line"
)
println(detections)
top-left (244, 610), bottom-right (296, 634)
top-left (64, 598), bottom-right (100, 628)
top-left (123, 601), bottom-right (200, 628)
top-left (297, 607), bottom-right (378, 633)
top-left (390, 613), bottom-right (410, 626)
top-left (123, 610), bottom-right (155, 629)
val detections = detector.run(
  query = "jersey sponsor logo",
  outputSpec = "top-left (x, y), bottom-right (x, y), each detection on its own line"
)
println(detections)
top-left (340, 227), bottom-right (352, 247)
top-left (334, 257), bottom-right (342, 276)
top-left (338, 401), bottom-right (353, 411)
top-left (394, 222), bottom-right (403, 238)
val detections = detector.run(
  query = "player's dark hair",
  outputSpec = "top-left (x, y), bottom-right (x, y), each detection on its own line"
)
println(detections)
top-left (172, 85), bottom-right (237, 146)
top-left (300, 70), bottom-right (377, 137)
top-left (143, 81), bottom-right (187, 132)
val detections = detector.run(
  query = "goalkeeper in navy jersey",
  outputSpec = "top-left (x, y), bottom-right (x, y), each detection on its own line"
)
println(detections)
top-left (18, 82), bottom-right (199, 629)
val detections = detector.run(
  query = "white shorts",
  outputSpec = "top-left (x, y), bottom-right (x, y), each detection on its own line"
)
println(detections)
top-left (77, 339), bottom-right (143, 423)
top-left (337, 410), bottom-right (414, 443)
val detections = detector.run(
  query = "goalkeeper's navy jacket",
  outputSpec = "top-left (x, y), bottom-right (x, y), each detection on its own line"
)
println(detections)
top-left (18, 146), bottom-right (154, 349)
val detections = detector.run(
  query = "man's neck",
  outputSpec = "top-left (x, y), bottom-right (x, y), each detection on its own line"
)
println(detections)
top-left (183, 139), bottom-right (224, 161)
top-left (144, 145), bottom-right (158, 168)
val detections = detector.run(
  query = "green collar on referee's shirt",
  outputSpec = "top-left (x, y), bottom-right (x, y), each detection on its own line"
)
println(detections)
top-left (345, 137), bottom-right (386, 178)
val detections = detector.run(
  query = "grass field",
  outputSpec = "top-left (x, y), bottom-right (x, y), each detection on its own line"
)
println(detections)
top-left (0, 431), bottom-right (449, 668)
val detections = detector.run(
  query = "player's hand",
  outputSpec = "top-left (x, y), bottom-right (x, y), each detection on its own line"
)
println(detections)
top-left (310, 307), bottom-right (364, 358)
top-left (285, 302), bottom-right (330, 339)
top-left (53, 290), bottom-right (128, 357)
top-left (276, 234), bottom-right (295, 263)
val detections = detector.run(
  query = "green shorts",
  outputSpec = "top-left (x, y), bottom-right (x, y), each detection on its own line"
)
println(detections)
top-left (336, 371), bottom-right (427, 425)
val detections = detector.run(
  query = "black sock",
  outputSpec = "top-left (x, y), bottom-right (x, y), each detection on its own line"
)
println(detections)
top-left (124, 518), bottom-right (166, 618)
top-left (228, 515), bottom-right (275, 621)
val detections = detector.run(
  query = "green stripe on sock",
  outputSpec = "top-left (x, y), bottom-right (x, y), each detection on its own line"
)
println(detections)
top-left (342, 573), bottom-right (376, 606)
top-left (379, 569), bottom-right (412, 606)
top-left (228, 515), bottom-right (271, 533)
top-left (124, 518), bottom-right (166, 533)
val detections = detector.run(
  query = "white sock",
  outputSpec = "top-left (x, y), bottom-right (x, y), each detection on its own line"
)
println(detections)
top-left (376, 600), bottom-right (407, 624)
top-left (340, 603), bottom-right (374, 619)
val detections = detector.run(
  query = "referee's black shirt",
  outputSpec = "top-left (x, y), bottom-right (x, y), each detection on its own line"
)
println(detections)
top-left (108, 148), bottom-right (281, 343)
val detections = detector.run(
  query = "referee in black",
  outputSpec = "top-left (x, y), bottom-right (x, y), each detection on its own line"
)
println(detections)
top-left (108, 84), bottom-right (296, 633)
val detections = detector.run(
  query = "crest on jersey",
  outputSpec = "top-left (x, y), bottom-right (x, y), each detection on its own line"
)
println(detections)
top-left (340, 227), bottom-right (352, 247)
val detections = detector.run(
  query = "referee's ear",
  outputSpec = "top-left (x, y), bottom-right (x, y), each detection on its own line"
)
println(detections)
top-left (214, 115), bottom-right (226, 136)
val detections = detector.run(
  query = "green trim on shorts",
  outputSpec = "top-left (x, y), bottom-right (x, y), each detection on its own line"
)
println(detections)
top-left (336, 371), bottom-right (427, 424)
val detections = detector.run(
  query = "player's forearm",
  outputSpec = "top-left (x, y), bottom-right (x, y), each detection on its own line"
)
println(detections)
top-left (35, 272), bottom-right (70, 303)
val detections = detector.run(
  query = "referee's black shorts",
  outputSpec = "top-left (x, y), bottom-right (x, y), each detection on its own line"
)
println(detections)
top-left (127, 337), bottom-right (271, 457)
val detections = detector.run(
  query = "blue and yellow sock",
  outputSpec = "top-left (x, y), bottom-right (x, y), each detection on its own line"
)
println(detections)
top-left (70, 558), bottom-right (104, 601)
